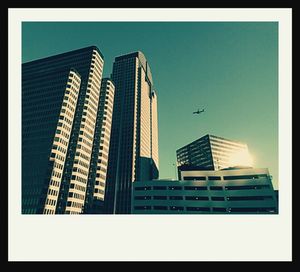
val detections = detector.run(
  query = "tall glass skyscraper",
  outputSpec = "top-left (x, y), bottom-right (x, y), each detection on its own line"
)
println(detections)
top-left (22, 46), bottom-right (114, 214)
top-left (104, 51), bottom-right (159, 214)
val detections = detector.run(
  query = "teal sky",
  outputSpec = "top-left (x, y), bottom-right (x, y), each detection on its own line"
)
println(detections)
top-left (22, 22), bottom-right (278, 189)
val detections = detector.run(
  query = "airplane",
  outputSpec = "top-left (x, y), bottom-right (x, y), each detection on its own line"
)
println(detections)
top-left (193, 108), bottom-right (205, 114)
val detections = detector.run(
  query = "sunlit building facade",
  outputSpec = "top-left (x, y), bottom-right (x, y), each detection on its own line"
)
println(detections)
top-left (22, 46), bottom-right (106, 214)
top-left (104, 51), bottom-right (159, 214)
top-left (176, 134), bottom-right (251, 178)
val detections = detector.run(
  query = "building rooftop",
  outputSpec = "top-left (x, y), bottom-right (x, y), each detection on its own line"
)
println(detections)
top-left (177, 134), bottom-right (246, 153)
top-left (115, 51), bottom-right (153, 85)
top-left (23, 45), bottom-right (104, 65)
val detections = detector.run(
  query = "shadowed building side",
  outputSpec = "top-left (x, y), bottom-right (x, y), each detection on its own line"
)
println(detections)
top-left (22, 67), bottom-right (81, 214)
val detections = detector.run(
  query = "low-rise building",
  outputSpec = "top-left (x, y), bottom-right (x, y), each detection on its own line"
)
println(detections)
top-left (132, 167), bottom-right (278, 214)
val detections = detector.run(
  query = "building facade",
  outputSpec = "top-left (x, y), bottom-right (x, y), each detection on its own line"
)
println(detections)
top-left (84, 78), bottom-right (115, 213)
top-left (132, 168), bottom-right (278, 214)
top-left (104, 51), bottom-right (159, 214)
top-left (22, 46), bottom-right (108, 214)
top-left (176, 134), bottom-right (251, 178)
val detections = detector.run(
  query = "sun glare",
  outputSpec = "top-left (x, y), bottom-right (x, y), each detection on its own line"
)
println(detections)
top-left (228, 150), bottom-right (254, 167)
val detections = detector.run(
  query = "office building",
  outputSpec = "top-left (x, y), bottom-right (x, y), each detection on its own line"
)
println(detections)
top-left (105, 51), bottom-right (159, 214)
top-left (176, 134), bottom-right (251, 178)
top-left (22, 46), bottom-right (105, 214)
top-left (84, 78), bottom-right (115, 213)
top-left (132, 167), bottom-right (278, 214)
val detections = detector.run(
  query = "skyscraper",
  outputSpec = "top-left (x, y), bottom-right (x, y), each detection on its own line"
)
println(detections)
top-left (22, 46), bottom-right (107, 214)
top-left (176, 134), bottom-right (251, 179)
top-left (84, 78), bottom-right (115, 214)
top-left (104, 51), bottom-right (159, 214)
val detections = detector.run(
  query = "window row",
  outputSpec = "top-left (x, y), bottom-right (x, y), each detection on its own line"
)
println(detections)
top-left (134, 195), bottom-right (274, 202)
top-left (45, 197), bottom-right (57, 206)
top-left (68, 191), bottom-right (85, 200)
top-left (134, 185), bottom-right (271, 191)
top-left (133, 206), bottom-right (276, 213)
